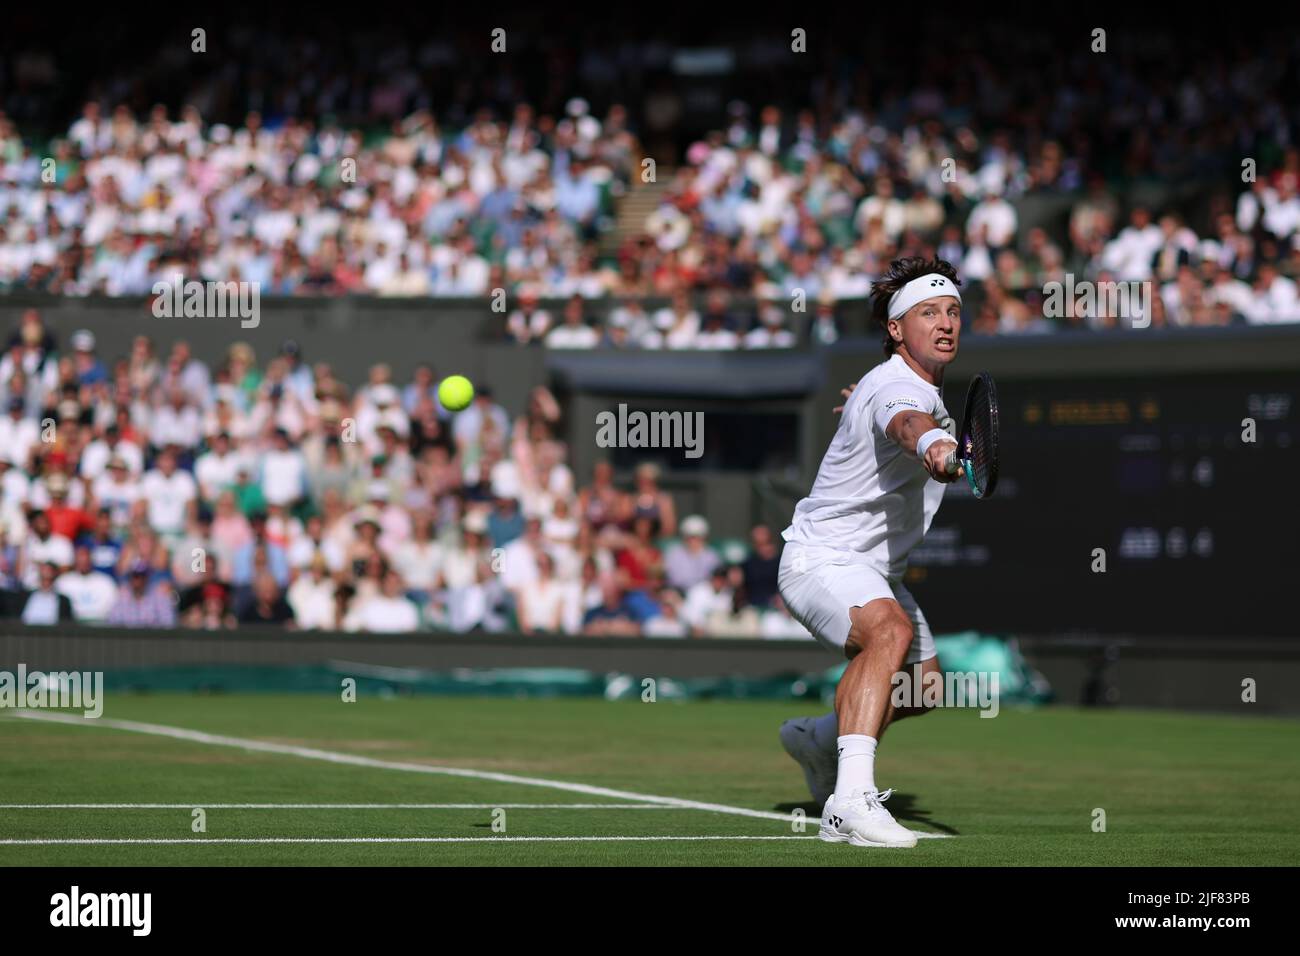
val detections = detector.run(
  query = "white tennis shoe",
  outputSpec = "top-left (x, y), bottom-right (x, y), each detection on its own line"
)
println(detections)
top-left (779, 717), bottom-right (837, 806)
top-left (819, 789), bottom-right (918, 848)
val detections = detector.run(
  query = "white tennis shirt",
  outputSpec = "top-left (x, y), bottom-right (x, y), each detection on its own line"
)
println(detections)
top-left (782, 354), bottom-right (951, 581)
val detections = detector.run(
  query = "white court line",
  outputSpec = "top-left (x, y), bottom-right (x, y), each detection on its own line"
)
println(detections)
top-left (7, 711), bottom-right (952, 839)
top-left (1, 836), bottom-right (816, 845)
top-left (0, 803), bottom-right (673, 810)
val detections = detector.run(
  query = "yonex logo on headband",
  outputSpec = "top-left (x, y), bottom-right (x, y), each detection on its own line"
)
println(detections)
top-left (888, 273), bottom-right (962, 320)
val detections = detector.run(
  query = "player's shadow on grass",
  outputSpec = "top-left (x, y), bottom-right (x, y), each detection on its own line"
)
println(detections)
top-left (773, 793), bottom-right (959, 835)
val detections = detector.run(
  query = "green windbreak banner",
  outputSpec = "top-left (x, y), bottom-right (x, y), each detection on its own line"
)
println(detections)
top-left (92, 633), bottom-right (1051, 705)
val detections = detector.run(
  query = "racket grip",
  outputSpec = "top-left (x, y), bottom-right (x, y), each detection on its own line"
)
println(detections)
top-left (944, 447), bottom-right (959, 475)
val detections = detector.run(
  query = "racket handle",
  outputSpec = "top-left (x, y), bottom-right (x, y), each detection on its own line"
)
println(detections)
top-left (944, 447), bottom-right (960, 475)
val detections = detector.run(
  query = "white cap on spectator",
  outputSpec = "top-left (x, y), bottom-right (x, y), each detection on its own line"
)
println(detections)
top-left (71, 329), bottom-right (96, 352)
top-left (463, 510), bottom-right (489, 535)
top-left (371, 384), bottom-right (399, 406)
top-left (680, 515), bottom-right (710, 538)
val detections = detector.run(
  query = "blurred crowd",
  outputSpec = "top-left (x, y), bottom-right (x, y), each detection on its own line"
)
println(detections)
top-left (0, 309), bottom-right (811, 637)
top-left (0, 101), bottom-right (636, 300)
top-left (1, 95), bottom-right (1298, 339)
top-left (623, 119), bottom-right (1300, 334)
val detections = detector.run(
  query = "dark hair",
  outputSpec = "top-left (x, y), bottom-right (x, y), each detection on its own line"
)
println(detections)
top-left (869, 257), bottom-right (961, 356)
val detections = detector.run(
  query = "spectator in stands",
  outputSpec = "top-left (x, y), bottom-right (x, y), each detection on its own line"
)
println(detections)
top-left (744, 285), bottom-right (799, 348)
top-left (808, 291), bottom-right (843, 346)
top-left (141, 448), bottom-right (197, 539)
top-left (643, 588), bottom-right (688, 638)
top-left (654, 288), bottom-right (701, 350)
top-left (582, 577), bottom-right (640, 636)
top-left (287, 554), bottom-right (337, 631)
top-left (703, 566), bottom-right (761, 637)
top-left (21, 560), bottom-right (75, 625)
top-left (78, 510), bottom-right (122, 578)
top-left (19, 509), bottom-right (73, 589)
top-left (577, 461), bottom-right (627, 533)
top-left (545, 295), bottom-right (600, 349)
top-left (230, 512), bottom-right (291, 607)
top-left (186, 582), bottom-right (237, 630)
top-left (44, 472), bottom-right (93, 541)
top-left (345, 567), bottom-right (420, 633)
top-left (614, 516), bottom-right (663, 596)
top-left (516, 551), bottom-right (575, 634)
top-left (741, 525), bottom-right (782, 609)
top-left (238, 572), bottom-right (296, 626)
top-left (682, 566), bottom-right (733, 634)
top-left (106, 561), bottom-right (176, 628)
top-left (628, 463), bottom-right (676, 537)
top-left (664, 514), bottom-right (720, 592)
top-left (505, 287), bottom-right (552, 344)
top-left (439, 513), bottom-right (499, 632)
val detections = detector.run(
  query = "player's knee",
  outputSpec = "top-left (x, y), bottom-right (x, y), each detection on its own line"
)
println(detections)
top-left (845, 607), bottom-right (913, 660)
top-left (879, 618), bottom-right (915, 656)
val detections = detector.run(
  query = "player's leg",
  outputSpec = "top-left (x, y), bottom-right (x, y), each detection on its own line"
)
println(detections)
top-left (877, 587), bottom-right (940, 735)
top-left (881, 655), bottom-right (942, 735)
top-left (776, 551), bottom-right (923, 846)
top-left (775, 545), bottom-right (845, 805)
top-left (836, 597), bottom-right (914, 738)
top-left (819, 596), bottom-right (918, 846)
top-left (792, 627), bottom-right (935, 781)
top-left (797, 586), bottom-right (936, 757)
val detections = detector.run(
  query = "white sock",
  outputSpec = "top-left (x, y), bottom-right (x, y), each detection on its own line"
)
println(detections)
top-left (835, 734), bottom-right (878, 796)
top-left (813, 712), bottom-right (839, 752)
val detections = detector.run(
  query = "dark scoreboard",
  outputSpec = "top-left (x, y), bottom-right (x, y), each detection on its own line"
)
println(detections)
top-left (908, 372), bottom-right (1298, 637)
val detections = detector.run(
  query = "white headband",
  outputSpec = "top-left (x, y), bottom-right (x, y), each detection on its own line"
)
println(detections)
top-left (887, 274), bottom-right (962, 320)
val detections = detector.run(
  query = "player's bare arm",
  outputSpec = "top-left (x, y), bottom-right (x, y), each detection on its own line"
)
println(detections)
top-left (886, 409), bottom-right (962, 482)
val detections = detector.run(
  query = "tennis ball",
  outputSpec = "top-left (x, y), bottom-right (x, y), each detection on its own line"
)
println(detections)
top-left (438, 375), bottom-right (475, 412)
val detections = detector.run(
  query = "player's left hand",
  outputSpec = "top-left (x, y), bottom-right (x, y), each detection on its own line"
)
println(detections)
top-left (923, 439), bottom-right (963, 482)
top-left (833, 383), bottom-right (857, 415)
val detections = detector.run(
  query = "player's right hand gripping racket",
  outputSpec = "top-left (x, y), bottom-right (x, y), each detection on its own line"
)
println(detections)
top-left (944, 372), bottom-right (1000, 498)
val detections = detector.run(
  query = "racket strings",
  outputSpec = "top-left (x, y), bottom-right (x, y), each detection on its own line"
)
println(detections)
top-left (966, 387), bottom-right (994, 489)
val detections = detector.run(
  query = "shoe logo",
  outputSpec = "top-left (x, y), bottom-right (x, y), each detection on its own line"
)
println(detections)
top-left (829, 815), bottom-right (844, 828)
top-left (836, 747), bottom-right (843, 756)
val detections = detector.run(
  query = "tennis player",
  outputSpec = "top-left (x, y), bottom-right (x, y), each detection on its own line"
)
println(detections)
top-left (777, 257), bottom-right (963, 848)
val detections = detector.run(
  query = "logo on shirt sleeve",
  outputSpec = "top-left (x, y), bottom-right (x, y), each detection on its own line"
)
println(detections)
top-left (883, 396), bottom-right (923, 410)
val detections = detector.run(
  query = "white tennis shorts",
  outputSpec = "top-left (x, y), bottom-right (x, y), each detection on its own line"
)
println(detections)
top-left (777, 542), bottom-right (936, 663)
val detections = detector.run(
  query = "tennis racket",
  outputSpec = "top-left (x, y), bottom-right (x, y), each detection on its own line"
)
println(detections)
top-left (944, 372), bottom-right (1000, 499)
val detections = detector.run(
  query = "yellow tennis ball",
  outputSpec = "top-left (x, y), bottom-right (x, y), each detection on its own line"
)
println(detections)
top-left (438, 375), bottom-right (475, 411)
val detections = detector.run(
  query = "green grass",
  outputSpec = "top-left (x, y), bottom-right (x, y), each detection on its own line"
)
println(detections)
top-left (1, 694), bottom-right (1297, 866)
